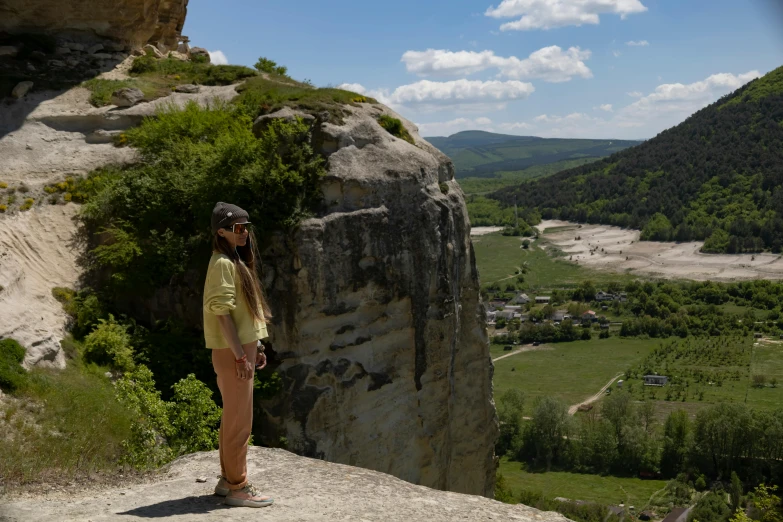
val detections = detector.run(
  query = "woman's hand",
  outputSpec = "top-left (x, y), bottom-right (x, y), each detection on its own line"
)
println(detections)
top-left (256, 350), bottom-right (267, 371)
top-left (235, 358), bottom-right (254, 381)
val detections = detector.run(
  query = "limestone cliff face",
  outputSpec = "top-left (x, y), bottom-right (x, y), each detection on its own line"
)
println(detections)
top-left (0, 0), bottom-right (188, 47)
top-left (256, 105), bottom-right (499, 497)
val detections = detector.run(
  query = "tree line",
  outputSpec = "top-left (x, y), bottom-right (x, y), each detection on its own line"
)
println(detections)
top-left (497, 390), bottom-right (783, 487)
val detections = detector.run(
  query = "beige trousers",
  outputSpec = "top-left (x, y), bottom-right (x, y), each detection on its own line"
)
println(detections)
top-left (212, 343), bottom-right (257, 490)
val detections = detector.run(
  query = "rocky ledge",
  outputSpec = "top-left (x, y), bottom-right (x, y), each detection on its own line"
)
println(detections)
top-left (0, 447), bottom-right (571, 522)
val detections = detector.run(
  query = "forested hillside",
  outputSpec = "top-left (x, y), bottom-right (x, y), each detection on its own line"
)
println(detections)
top-left (426, 131), bottom-right (641, 179)
top-left (492, 66), bottom-right (783, 253)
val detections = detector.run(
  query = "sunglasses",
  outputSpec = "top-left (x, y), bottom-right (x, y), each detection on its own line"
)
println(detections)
top-left (223, 222), bottom-right (251, 235)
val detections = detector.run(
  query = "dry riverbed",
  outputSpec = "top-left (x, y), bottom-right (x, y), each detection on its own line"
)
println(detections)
top-left (536, 220), bottom-right (783, 281)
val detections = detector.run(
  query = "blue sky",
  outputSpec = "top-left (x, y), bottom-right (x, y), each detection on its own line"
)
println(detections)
top-left (184, 0), bottom-right (783, 140)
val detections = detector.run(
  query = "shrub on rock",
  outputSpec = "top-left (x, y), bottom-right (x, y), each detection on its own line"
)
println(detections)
top-left (0, 338), bottom-right (27, 392)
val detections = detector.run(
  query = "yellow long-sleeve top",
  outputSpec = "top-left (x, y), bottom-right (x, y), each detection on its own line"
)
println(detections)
top-left (203, 252), bottom-right (268, 349)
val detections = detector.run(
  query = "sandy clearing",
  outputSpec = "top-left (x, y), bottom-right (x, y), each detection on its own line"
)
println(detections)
top-left (470, 226), bottom-right (504, 236)
top-left (536, 220), bottom-right (783, 281)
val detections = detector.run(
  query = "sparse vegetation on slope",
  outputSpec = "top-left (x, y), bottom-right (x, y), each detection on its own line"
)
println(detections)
top-left (82, 56), bottom-right (257, 106)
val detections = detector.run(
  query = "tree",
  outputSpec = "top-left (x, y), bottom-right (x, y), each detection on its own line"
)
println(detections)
top-left (749, 484), bottom-right (783, 522)
top-left (602, 390), bottom-right (634, 453)
top-left (641, 213), bottom-right (674, 241)
top-left (661, 410), bottom-right (692, 477)
top-left (524, 396), bottom-right (570, 470)
top-left (253, 56), bottom-right (288, 76)
top-left (496, 389), bottom-right (525, 456)
top-left (730, 472), bottom-right (743, 513)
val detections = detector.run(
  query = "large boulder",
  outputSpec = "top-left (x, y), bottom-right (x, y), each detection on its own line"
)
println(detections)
top-left (252, 107), bottom-right (315, 137)
top-left (11, 81), bottom-right (34, 99)
top-left (189, 47), bottom-right (210, 62)
top-left (253, 104), bottom-right (499, 497)
top-left (111, 87), bottom-right (145, 107)
top-left (0, 0), bottom-right (188, 48)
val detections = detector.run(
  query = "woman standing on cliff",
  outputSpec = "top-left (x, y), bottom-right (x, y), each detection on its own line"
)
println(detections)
top-left (203, 202), bottom-right (274, 508)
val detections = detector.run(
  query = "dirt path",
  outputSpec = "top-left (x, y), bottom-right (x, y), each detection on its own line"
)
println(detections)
top-left (567, 373), bottom-right (624, 415)
top-left (492, 344), bottom-right (551, 362)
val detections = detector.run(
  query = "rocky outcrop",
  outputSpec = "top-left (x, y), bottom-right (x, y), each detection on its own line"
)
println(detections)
top-left (0, 447), bottom-right (571, 521)
top-left (253, 104), bottom-right (499, 497)
top-left (0, 0), bottom-right (188, 48)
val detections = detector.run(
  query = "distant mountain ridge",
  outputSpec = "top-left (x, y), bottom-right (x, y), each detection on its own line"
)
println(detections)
top-left (425, 130), bottom-right (642, 179)
top-left (491, 66), bottom-right (783, 253)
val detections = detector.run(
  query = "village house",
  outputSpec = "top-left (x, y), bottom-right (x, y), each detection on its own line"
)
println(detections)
top-left (511, 292), bottom-right (530, 305)
top-left (489, 299), bottom-right (508, 310)
top-left (581, 310), bottom-right (597, 322)
top-left (535, 295), bottom-right (551, 304)
top-left (644, 375), bottom-right (668, 386)
top-left (552, 310), bottom-right (567, 322)
top-left (596, 291), bottom-right (613, 301)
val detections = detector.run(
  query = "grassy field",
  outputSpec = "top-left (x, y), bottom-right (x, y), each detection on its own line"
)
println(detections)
top-left (492, 337), bottom-right (659, 414)
top-left (499, 458), bottom-right (667, 507)
top-left (472, 233), bottom-right (636, 291)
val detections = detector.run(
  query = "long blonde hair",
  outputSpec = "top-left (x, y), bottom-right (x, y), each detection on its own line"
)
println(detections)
top-left (212, 229), bottom-right (272, 322)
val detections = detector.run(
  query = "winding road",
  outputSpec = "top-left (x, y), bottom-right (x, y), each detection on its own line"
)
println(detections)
top-left (567, 373), bottom-right (624, 415)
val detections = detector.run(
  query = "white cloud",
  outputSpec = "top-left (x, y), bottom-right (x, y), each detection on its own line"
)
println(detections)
top-left (485, 0), bottom-right (648, 31)
top-left (382, 79), bottom-right (536, 110)
top-left (613, 50), bottom-right (622, 58)
top-left (208, 50), bottom-right (228, 65)
top-left (337, 83), bottom-right (368, 94)
top-left (627, 91), bottom-right (643, 97)
top-left (417, 117), bottom-right (494, 136)
top-left (499, 121), bottom-right (535, 131)
top-left (626, 40), bottom-right (649, 46)
top-left (401, 46), bottom-right (592, 83)
top-left (496, 70), bottom-right (762, 139)
top-left (621, 71), bottom-right (761, 119)
top-left (338, 79), bottom-right (535, 112)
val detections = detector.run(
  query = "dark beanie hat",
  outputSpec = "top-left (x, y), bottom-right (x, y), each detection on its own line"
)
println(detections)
top-left (211, 202), bottom-right (250, 234)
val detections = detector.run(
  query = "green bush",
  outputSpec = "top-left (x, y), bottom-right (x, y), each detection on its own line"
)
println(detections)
top-left (130, 54), bottom-right (157, 74)
top-left (167, 374), bottom-right (221, 454)
top-left (115, 365), bottom-right (174, 468)
top-left (79, 101), bottom-right (326, 299)
top-left (83, 316), bottom-right (135, 372)
top-left (115, 365), bottom-right (221, 469)
top-left (254, 56), bottom-right (288, 77)
top-left (55, 289), bottom-right (107, 340)
top-left (377, 114), bottom-right (414, 145)
top-left (190, 53), bottom-right (209, 64)
top-left (0, 338), bottom-right (27, 392)
top-left (130, 56), bottom-right (256, 86)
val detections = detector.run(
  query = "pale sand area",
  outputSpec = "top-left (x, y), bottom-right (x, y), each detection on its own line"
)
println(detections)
top-left (535, 220), bottom-right (783, 281)
top-left (470, 226), bottom-right (504, 236)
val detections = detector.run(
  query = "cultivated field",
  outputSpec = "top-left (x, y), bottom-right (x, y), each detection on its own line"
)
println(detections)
top-left (537, 220), bottom-right (783, 281)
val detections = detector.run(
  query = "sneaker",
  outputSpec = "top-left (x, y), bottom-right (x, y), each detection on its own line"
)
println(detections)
top-left (214, 476), bottom-right (230, 497)
top-left (224, 483), bottom-right (274, 508)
